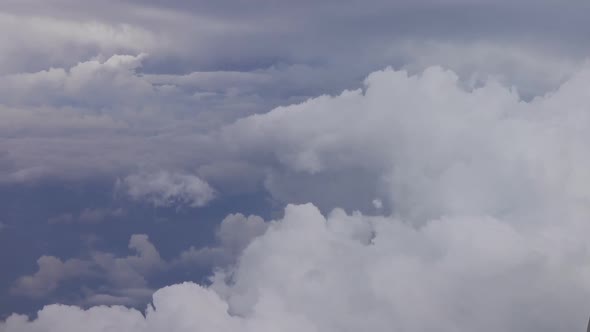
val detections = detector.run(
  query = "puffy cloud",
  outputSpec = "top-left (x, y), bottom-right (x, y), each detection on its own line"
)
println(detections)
top-left (118, 171), bottom-right (216, 208)
top-left (11, 257), bottom-right (93, 298)
top-left (92, 234), bottom-right (164, 288)
top-left (11, 211), bottom-right (268, 307)
top-left (5, 0), bottom-right (590, 329)
top-left (12, 64), bottom-right (588, 319)
top-left (11, 235), bottom-right (164, 300)
top-left (4, 203), bottom-right (590, 331)
top-left (0, 54), bottom-right (331, 183)
top-left (176, 213), bottom-right (268, 267)
top-left (221, 65), bottom-right (590, 220)
top-left (5, 63), bottom-right (590, 329)
top-left (215, 213), bottom-right (268, 256)
top-left (389, 40), bottom-right (580, 98)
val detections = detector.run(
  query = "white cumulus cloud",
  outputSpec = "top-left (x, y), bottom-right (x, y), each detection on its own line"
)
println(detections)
top-left (221, 65), bottom-right (590, 219)
top-left (119, 171), bottom-right (216, 208)
top-left (3, 203), bottom-right (590, 331)
top-left (5, 65), bottom-right (590, 331)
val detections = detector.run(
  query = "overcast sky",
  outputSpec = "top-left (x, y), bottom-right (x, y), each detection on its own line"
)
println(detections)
top-left (2, 1), bottom-right (590, 331)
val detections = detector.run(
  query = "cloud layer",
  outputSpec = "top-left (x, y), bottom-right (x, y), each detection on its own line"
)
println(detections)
top-left (4, 64), bottom-right (590, 330)
top-left (4, 0), bottom-right (590, 326)
top-left (3, 0), bottom-right (589, 184)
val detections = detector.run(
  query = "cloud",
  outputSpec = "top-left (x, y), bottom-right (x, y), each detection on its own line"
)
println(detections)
top-left (389, 40), bottom-right (580, 98)
top-left (175, 213), bottom-right (268, 267)
top-left (5, 0), bottom-right (590, 329)
top-left (11, 211), bottom-right (268, 307)
top-left (0, 11), bottom-right (155, 75)
top-left (91, 234), bottom-right (165, 288)
top-left (4, 203), bottom-right (590, 331)
top-left (48, 208), bottom-right (125, 224)
top-left (0, 42), bottom-right (582, 185)
top-left (372, 199), bottom-right (383, 210)
top-left (0, 53), bottom-right (151, 109)
top-left (3, 0), bottom-right (590, 188)
top-left (81, 288), bottom-right (156, 307)
top-left (13, 63), bottom-right (589, 315)
top-left (220, 65), bottom-right (590, 219)
top-left (11, 257), bottom-right (93, 298)
top-left (11, 235), bottom-right (164, 299)
top-left (0, 54), bottom-right (332, 183)
top-left (78, 208), bottom-right (126, 224)
top-left (118, 171), bottom-right (216, 208)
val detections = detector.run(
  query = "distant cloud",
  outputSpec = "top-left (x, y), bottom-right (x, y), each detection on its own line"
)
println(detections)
top-left (48, 208), bottom-right (125, 224)
top-left (11, 234), bottom-right (163, 299)
top-left (118, 171), bottom-right (216, 208)
top-left (175, 213), bottom-right (268, 267)
top-left (0, 12), bottom-right (154, 75)
top-left (11, 256), bottom-right (93, 298)
top-left (78, 208), bottom-right (126, 224)
top-left (12, 211), bottom-right (269, 306)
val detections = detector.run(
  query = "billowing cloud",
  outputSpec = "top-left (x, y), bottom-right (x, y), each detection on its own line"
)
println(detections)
top-left (8, 67), bottom-right (590, 316)
top-left (118, 171), bottom-right (216, 208)
top-left (221, 65), bottom-right (590, 219)
top-left (4, 0), bottom-right (590, 327)
top-left (5, 65), bottom-right (590, 330)
top-left (3, 203), bottom-right (590, 331)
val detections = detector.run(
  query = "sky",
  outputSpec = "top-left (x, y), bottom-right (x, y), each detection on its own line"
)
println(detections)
top-left (2, 0), bottom-right (590, 331)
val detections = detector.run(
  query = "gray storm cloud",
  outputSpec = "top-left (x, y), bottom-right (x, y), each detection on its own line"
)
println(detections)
top-left (4, 65), bottom-right (590, 331)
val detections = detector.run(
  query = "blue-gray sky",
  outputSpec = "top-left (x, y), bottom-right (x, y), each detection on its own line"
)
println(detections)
top-left (2, 1), bottom-right (590, 331)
